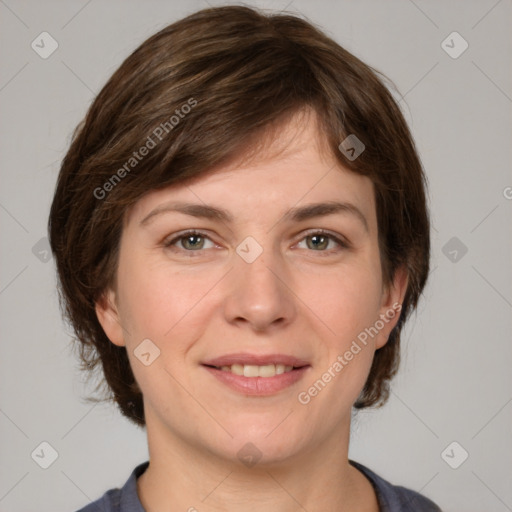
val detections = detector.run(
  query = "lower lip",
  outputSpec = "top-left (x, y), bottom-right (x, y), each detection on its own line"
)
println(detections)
top-left (202, 365), bottom-right (310, 396)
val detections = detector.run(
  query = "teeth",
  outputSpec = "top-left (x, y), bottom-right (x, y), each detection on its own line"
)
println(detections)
top-left (275, 364), bottom-right (285, 375)
top-left (219, 363), bottom-right (295, 377)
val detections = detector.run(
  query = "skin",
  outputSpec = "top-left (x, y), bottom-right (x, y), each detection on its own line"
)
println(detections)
top-left (96, 109), bottom-right (408, 512)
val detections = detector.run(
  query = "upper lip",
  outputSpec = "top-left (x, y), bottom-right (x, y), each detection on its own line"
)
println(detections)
top-left (202, 353), bottom-right (310, 368)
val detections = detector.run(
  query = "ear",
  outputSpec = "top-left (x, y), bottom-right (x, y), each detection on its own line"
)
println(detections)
top-left (375, 265), bottom-right (408, 350)
top-left (95, 288), bottom-right (126, 347)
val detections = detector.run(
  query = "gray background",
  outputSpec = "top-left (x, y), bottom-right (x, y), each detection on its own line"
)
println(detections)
top-left (1, 0), bottom-right (511, 510)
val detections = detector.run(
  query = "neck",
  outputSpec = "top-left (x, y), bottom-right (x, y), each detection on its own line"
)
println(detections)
top-left (137, 414), bottom-right (378, 512)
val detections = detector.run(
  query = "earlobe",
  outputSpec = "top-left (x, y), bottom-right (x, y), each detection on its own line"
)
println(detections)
top-left (375, 266), bottom-right (408, 349)
top-left (95, 289), bottom-right (126, 347)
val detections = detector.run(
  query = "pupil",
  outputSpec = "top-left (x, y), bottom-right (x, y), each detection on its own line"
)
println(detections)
top-left (185, 235), bottom-right (202, 249)
top-left (310, 235), bottom-right (327, 250)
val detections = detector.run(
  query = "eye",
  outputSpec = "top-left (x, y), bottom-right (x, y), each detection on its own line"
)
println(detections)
top-left (163, 229), bottom-right (349, 255)
top-left (296, 230), bottom-right (348, 253)
top-left (163, 230), bottom-right (216, 252)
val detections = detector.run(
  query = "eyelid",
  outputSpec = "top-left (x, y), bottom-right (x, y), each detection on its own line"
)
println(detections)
top-left (163, 229), bottom-right (218, 249)
top-left (295, 228), bottom-right (350, 250)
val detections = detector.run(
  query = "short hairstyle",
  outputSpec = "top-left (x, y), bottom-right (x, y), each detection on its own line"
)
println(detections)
top-left (48, 5), bottom-right (430, 426)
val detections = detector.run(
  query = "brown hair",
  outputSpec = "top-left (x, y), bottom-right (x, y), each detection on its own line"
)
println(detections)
top-left (48, 5), bottom-right (430, 426)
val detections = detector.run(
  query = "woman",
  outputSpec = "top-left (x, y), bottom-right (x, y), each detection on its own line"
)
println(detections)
top-left (49, 5), bottom-right (441, 511)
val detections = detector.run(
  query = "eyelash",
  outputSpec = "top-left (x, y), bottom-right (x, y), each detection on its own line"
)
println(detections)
top-left (162, 229), bottom-right (349, 256)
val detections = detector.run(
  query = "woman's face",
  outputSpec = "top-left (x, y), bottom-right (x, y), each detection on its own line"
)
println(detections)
top-left (97, 112), bottom-right (406, 466)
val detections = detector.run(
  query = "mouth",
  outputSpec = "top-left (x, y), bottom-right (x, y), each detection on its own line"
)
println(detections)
top-left (201, 353), bottom-right (311, 395)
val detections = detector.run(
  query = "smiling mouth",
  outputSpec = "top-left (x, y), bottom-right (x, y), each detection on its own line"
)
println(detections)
top-left (204, 363), bottom-right (304, 378)
top-left (201, 356), bottom-right (311, 395)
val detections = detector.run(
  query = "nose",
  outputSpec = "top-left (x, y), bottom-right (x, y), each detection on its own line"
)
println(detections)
top-left (222, 243), bottom-right (297, 333)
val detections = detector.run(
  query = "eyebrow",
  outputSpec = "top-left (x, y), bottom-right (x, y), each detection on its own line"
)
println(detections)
top-left (139, 200), bottom-right (369, 232)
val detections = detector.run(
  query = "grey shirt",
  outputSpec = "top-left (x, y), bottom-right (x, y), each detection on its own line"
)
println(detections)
top-left (75, 460), bottom-right (442, 512)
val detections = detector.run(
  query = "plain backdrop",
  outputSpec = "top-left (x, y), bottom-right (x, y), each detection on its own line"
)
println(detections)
top-left (1, 1), bottom-right (511, 511)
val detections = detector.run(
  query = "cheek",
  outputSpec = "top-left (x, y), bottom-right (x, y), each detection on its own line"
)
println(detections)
top-left (116, 265), bottom-right (214, 411)
top-left (296, 274), bottom-right (381, 413)
top-left (116, 253), bottom-right (224, 357)
top-left (298, 261), bottom-right (383, 341)
top-left (117, 246), bottom-right (178, 329)
top-left (293, 259), bottom-right (383, 405)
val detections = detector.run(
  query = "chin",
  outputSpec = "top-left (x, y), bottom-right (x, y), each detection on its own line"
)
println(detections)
top-left (223, 418), bottom-right (307, 464)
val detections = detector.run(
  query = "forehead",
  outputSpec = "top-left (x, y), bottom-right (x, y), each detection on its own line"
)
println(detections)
top-left (125, 109), bottom-right (376, 230)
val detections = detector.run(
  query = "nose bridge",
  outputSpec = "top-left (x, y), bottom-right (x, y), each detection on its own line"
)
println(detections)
top-left (238, 241), bottom-right (280, 291)
top-left (223, 234), bottom-right (295, 330)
